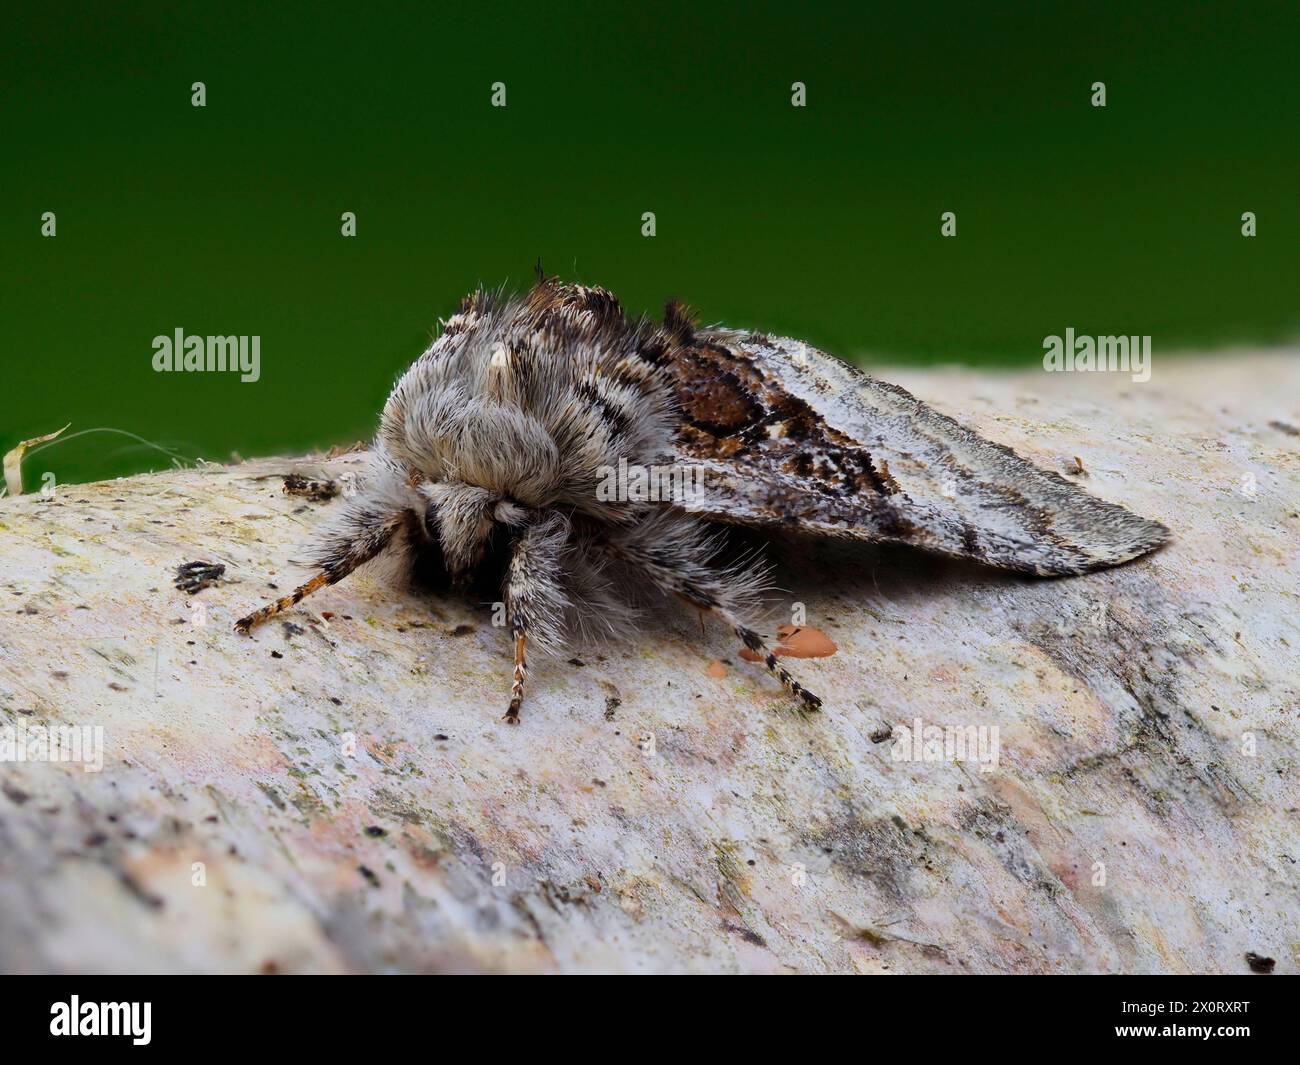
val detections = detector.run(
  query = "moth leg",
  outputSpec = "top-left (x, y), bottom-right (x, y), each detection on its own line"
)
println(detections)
top-left (501, 513), bottom-right (571, 724)
top-left (233, 508), bottom-right (408, 634)
top-left (234, 572), bottom-right (334, 634)
top-left (729, 621), bottom-right (822, 711)
top-left (504, 632), bottom-right (527, 724)
top-left (602, 529), bottom-right (822, 712)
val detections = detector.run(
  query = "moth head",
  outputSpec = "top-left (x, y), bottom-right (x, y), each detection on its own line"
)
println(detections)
top-left (420, 481), bottom-right (530, 575)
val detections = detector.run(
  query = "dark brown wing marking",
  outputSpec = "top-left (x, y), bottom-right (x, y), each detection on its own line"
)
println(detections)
top-left (655, 308), bottom-right (1169, 575)
top-left (667, 332), bottom-right (898, 501)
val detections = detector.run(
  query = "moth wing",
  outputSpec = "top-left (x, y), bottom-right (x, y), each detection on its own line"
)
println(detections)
top-left (663, 327), bottom-right (1169, 575)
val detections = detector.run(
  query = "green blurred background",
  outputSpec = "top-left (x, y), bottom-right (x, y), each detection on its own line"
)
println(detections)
top-left (3, 1), bottom-right (1296, 486)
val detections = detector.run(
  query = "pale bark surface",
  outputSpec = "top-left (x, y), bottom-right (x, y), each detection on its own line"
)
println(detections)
top-left (1, 353), bottom-right (1297, 974)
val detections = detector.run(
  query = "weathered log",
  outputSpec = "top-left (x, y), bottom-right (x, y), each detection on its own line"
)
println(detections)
top-left (1, 353), bottom-right (1296, 973)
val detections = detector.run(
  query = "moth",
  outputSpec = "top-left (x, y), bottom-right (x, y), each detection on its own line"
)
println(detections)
top-left (234, 274), bottom-right (1169, 721)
